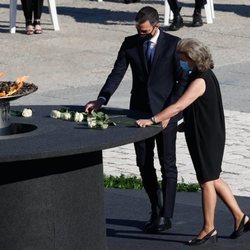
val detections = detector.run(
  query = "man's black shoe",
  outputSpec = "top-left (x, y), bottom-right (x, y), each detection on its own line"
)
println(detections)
top-left (144, 217), bottom-right (159, 233)
top-left (144, 216), bottom-right (172, 233)
top-left (158, 217), bottom-right (172, 232)
top-left (168, 15), bottom-right (184, 31)
top-left (143, 212), bottom-right (158, 233)
top-left (192, 13), bottom-right (203, 27)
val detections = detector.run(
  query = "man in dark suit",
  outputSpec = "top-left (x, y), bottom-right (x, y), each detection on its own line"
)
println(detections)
top-left (85, 6), bottom-right (187, 233)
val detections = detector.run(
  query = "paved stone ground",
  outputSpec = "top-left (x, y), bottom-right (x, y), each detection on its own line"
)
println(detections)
top-left (103, 109), bottom-right (250, 197)
top-left (0, 0), bottom-right (249, 196)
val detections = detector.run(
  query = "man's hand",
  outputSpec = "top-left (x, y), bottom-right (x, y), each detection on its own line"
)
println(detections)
top-left (136, 119), bottom-right (153, 128)
top-left (84, 99), bottom-right (105, 113)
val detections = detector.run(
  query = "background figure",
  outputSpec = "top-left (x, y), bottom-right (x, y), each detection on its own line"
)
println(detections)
top-left (168, 0), bottom-right (207, 31)
top-left (124, 0), bottom-right (141, 3)
top-left (136, 38), bottom-right (250, 246)
top-left (21, 0), bottom-right (44, 35)
top-left (85, 6), bottom-right (187, 233)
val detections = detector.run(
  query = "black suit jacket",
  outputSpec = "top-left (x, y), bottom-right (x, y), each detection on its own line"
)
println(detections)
top-left (98, 29), bottom-right (186, 120)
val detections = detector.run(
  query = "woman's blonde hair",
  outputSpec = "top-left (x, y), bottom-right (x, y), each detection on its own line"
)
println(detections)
top-left (176, 38), bottom-right (214, 72)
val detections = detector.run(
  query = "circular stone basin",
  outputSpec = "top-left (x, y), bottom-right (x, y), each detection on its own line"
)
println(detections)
top-left (0, 123), bottom-right (37, 137)
top-left (0, 105), bottom-right (162, 163)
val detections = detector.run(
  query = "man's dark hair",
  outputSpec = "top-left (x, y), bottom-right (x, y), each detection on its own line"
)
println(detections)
top-left (135, 6), bottom-right (159, 26)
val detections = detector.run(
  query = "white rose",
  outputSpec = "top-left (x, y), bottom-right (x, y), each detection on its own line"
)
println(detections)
top-left (50, 110), bottom-right (61, 119)
top-left (101, 123), bottom-right (109, 129)
top-left (60, 112), bottom-right (71, 120)
top-left (74, 112), bottom-right (84, 122)
top-left (87, 117), bottom-right (97, 128)
top-left (22, 108), bottom-right (32, 117)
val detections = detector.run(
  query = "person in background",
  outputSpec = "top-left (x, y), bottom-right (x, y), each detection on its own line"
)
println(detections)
top-left (84, 6), bottom-right (187, 233)
top-left (167, 0), bottom-right (207, 31)
top-left (21, 0), bottom-right (44, 35)
top-left (136, 38), bottom-right (250, 246)
top-left (124, 0), bottom-right (141, 3)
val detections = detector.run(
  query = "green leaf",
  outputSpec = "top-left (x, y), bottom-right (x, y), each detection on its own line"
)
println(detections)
top-left (58, 107), bottom-right (70, 113)
top-left (10, 110), bottom-right (22, 117)
top-left (50, 107), bottom-right (118, 129)
top-left (104, 174), bottom-right (200, 192)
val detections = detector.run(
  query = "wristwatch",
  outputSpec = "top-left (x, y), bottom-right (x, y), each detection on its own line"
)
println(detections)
top-left (150, 116), bottom-right (157, 124)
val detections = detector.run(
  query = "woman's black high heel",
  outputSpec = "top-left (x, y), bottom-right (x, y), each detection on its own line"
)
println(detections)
top-left (230, 215), bottom-right (250, 239)
top-left (244, 219), bottom-right (250, 231)
top-left (188, 228), bottom-right (218, 246)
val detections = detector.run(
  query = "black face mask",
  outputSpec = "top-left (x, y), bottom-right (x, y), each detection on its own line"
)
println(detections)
top-left (137, 25), bottom-right (155, 42)
top-left (139, 33), bottom-right (153, 43)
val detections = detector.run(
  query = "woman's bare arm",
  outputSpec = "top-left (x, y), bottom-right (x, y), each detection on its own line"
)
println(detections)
top-left (136, 78), bottom-right (206, 127)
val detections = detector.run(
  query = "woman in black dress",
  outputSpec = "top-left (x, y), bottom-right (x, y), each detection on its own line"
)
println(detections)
top-left (136, 38), bottom-right (250, 246)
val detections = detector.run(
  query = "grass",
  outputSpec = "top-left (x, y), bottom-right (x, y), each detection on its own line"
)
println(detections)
top-left (104, 174), bottom-right (200, 192)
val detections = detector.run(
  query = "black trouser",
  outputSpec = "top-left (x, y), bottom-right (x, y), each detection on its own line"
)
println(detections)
top-left (167, 0), bottom-right (207, 15)
top-left (21, 0), bottom-right (44, 22)
top-left (134, 122), bottom-right (178, 219)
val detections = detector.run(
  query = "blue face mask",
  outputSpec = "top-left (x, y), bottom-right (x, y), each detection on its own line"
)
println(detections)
top-left (180, 60), bottom-right (191, 72)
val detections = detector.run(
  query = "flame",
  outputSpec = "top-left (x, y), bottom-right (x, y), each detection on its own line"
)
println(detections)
top-left (0, 72), bottom-right (5, 79)
top-left (16, 75), bottom-right (29, 84)
top-left (0, 91), bottom-right (6, 97)
top-left (7, 75), bottom-right (29, 96)
top-left (0, 75), bottom-right (29, 97)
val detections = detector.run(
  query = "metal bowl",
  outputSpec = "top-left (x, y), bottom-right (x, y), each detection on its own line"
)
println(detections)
top-left (0, 82), bottom-right (38, 130)
top-left (0, 82), bottom-right (38, 103)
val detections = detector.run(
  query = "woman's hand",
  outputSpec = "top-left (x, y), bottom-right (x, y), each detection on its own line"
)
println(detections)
top-left (136, 119), bottom-right (153, 128)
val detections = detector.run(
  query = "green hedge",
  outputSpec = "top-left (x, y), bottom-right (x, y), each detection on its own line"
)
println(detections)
top-left (104, 174), bottom-right (200, 192)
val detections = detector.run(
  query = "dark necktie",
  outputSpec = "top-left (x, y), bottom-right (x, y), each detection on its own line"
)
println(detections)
top-left (145, 41), bottom-right (153, 70)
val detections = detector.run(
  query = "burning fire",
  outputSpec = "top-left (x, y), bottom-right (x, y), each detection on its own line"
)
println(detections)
top-left (0, 75), bottom-right (29, 97)
top-left (0, 72), bottom-right (5, 79)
